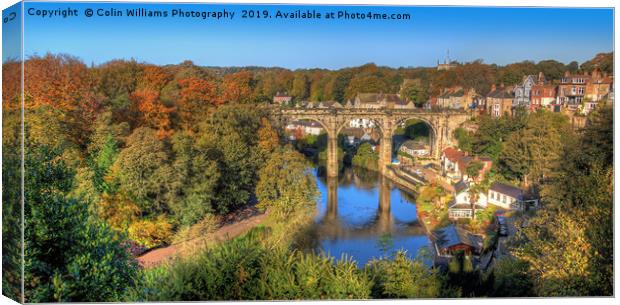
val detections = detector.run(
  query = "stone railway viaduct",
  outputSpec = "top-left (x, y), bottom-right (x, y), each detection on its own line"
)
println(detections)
top-left (273, 107), bottom-right (471, 177)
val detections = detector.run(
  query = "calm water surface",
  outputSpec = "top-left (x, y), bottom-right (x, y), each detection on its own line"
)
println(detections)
top-left (310, 166), bottom-right (431, 266)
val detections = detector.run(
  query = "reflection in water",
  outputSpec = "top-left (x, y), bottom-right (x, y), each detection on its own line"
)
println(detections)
top-left (311, 167), bottom-right (431, 266)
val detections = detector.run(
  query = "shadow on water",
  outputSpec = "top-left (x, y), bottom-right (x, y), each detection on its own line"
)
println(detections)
top-left (303, 166), bottom-right (432, 266)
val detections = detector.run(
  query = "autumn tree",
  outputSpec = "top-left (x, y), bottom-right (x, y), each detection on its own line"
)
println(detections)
top-left (290, 73), bottom-right (309, 100)
top-left (176, 77), bottom-right (217, 130)
top-left (24, 54), bottom-right (102, 148)
top-left (256, 117), bottom-right (280, 162)
top-left (510, 106), bottom-right (613, 296)
top-left (220, 70), bottom-right (254, 104)
top-left (130, 88), bottom-right (175, 138)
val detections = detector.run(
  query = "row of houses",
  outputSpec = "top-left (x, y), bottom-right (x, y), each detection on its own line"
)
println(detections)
top-left (273, 92), bottom-right (419, 109)
top-left (275, 68), bottom-right (613, 117)
top-left (431, 69), bottom-right (614, 116)
top-left (488, 69), bottom-right (613, 116)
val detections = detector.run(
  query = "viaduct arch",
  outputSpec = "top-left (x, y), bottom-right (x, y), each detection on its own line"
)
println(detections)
top-left (273, 107), bottom-right (471, 177)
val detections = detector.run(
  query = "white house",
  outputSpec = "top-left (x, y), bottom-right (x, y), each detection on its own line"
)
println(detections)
top-left (448, 179), bottom-right (538, 219)
top-left (399, 140), bottom-right (429, 157)
top-left (513, 75), bottom-right (537, 107)
top-left (349, 118), bottom-right (376, 129)
top-left (448, 181), bottom-right (488, 219)
top-left (285, 120), bottom-right (323, 137)
top-left (487, 182), bottom-right (524, 210)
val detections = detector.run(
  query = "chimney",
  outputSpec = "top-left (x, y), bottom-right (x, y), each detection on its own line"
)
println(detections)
top-left (491, 84), bottom-right (497, 92)
top-left (538, 72), bottom-right (545, 84)
top-left (564, 70), bottom-right (570, 77)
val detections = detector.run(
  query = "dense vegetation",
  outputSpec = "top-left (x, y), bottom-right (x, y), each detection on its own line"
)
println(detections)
top-left (454, 107), bottom-right (613, 296)
top-left (1, 52), bottom-right (613, 301)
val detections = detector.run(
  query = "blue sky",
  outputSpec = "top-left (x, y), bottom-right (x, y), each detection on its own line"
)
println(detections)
top-left (5, 2), bottom-right (614, 69)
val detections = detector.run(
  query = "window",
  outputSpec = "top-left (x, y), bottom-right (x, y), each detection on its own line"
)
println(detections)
top-left (578, 87), bottom-right (584, 95)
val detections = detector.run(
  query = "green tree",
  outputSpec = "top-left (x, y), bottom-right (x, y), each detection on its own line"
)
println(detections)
top-left (487, 257), bottom-right (534, 297)
top-left (168, 132), bottom-right (220, 226)
top-left (400, 81), bottom-right (428, 106)
top-left (465, 161), bottom-right (484, 179)
top-left (453, 127), bottom-right (474, 153)
top-left (196, 105), bottom-right (264, 214)
top-left (511, 107), bottom-right (612, 296)
top-left (113, 127), bottom-right (173, 214)
top-left (23, 146), bottom-right (138, 302)
top-left (256, 146), bottom-right (318, 216)
top-left (499, 111), bottom-right (571, 188)
top-left (352, 142), bottom-right (379, 171)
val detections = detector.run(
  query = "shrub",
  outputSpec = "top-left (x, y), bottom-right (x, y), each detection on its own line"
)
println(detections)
top-left (142, 230), bottom-right (372, 301)
top-left (128, 216), bottom-right (173, 248)
top-left (365, 251), bottom-right (441, 298)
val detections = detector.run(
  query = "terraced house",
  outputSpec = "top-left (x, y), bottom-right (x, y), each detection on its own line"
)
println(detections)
top-left (351, 93), bottom-right (416, 109)
top-left (513, 74), bottom-right (537, 108)
top-left (486, 84), bottom-right (514, 117)
top-left (557, 71), bottom-right (589, 110)
top-left (584, 68), bottom-right (614, 114)
top-left (436, 86), bottom-right (479, 110)
top-left (530, 72), bottom-right (558, 111)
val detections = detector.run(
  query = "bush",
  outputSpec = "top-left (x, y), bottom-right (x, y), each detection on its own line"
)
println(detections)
top-left (351, 142), bottom-right (379, 171)
top-left (365, 251), bottom-right (441, 298)
top-left (128, 216), bottom-right (173, 248)
top-left (140, 230), bottom-right (372, 301)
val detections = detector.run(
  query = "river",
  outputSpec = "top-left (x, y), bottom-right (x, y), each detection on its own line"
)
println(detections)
top-left (309, 166), bottom-right (432, 266)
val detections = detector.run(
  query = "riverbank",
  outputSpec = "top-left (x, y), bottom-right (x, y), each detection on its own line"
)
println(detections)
top-left (137, 207), bottom-right (268, 268)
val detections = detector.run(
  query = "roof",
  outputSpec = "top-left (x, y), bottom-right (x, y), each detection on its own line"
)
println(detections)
top-left (317, 101), bottom-right (342, 108)
top-left (400, 140), bottom-right (428, 151)
top-left (341, 128), bottom-right (365, 138)
top-left (290, 120), bottom-right (322, 128)
top-left (442, 147), bottom-right (464, 162)
top-left (454, 180), bottom-right (469, 194)
top-left (490, 182), bottom-right (523, 200)
top-left (356, 93), bottom-right (404, 104)
top-left (487, 87), bottom-right (515, 99)
top-left (457, 155), bottom-right (473, 173)
top-left (432, 224), bottom-right (483, 251)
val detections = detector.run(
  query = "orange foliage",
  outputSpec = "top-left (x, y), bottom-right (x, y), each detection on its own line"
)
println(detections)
top-left (24, 54), bottom-right (95, 111)
top-left (130, 88), bottom-right (175, 138)
top-left (23, 54), bottom-right (102, 147)
top-left (139, 65), bottom-right (171, 91)
top-left (220, 70), bottom-right (253, 104)
top-left (257, 117), bottom-right (279, 155)
top-left (177, 77), bottom-right (217, 129)
top-left (2, 61), bottom-right (21, 111)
